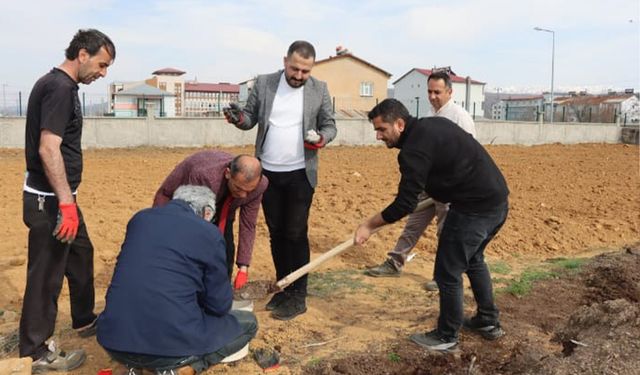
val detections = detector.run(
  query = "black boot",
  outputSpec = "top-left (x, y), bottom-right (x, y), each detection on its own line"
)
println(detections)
top-left (271, 292), bottom-right (307, 321)
top-left (265, 291), bottom-right (288, 311)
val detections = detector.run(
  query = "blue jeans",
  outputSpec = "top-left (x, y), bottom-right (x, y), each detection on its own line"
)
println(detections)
top-left (106, 310), bottom-right (258, 372)
top-left (434, 202), bottom-right (508, 339)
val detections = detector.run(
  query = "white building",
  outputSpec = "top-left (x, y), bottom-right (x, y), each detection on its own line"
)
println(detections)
top-left (393, 67), bottom-right (485, 118)
top-left (184, 82), bottom-right (239, 117)
top-left (238, 78), bottom-right (256, 104)
top-left (112, 84), bottom-right (175, 117)
top-left (146, 68), bottom-right (186, 116)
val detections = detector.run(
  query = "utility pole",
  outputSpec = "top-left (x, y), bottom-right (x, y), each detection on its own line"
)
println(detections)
top-left (534, 27), bottom-right (556, 123)
top-left (415, 96), bottom-right (420, 117)
top-left (1, 83), bottom-right (7, 115)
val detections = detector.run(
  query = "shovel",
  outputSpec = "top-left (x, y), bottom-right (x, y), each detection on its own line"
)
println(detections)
top-left (234, 198), bottom-right (435, 300)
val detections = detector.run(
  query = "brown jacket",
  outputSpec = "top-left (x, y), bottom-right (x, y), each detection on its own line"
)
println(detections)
top-left (153, 150), bottom-right (268, 266)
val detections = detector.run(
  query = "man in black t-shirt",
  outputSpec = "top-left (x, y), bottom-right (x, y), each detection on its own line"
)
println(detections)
top-left (354, 99), bottom-right (509, 352)
top-left (21, 29), bottom-right (115, 373)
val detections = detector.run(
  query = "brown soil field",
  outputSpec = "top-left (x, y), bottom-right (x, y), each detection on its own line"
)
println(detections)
top-left (0, 143), bottom-right (638, 374)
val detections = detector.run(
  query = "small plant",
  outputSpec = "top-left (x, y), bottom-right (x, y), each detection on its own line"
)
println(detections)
top-left (489, 261), bottom-right (512, 275)
top-left (548, 257), bottom-right (586, 271)
top-left (502, 268), bottom-right (557, 297)
top-left (307, 357), bottom-right (321, 367)
top-left (388, 352), bottom-right (401, 363)
top-left (308, 270), bottom-right (373, 297)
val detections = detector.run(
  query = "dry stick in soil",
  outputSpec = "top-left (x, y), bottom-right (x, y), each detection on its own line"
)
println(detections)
top-left (235, 198), bottom-right (435, 300)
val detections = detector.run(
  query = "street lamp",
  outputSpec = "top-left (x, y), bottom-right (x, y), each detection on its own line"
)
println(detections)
top-left (534, 26), bottom-right (555, 123)
top-left (415, 96), bottom-right (420, 117)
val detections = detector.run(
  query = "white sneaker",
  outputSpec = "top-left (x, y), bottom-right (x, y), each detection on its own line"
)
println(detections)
top-left (31, 340), bottom-right (86, 373)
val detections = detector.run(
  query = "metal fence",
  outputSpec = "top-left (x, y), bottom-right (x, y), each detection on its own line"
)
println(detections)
top-left (0, 86), bottom-right (109, 117)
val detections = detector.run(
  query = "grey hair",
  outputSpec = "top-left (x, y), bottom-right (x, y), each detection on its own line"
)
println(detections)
top-left (172, 185), bottom-right (216, 217)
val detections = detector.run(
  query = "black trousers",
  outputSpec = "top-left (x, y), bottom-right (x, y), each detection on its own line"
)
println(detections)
top-left (20, 192), bottom-right (96, 359)
top-left (434, 202), bottom-right (509, 339)
top-left (222, 213), bottom-right (236, 279)
top-left (261, 169), bottom-right (314, 295)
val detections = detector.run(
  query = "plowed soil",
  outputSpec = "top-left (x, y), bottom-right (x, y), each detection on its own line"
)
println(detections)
top-left (0, 143), bottom-right (638, 374)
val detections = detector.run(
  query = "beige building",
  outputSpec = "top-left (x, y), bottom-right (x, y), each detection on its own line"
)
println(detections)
top-left (146, 68), bottom-right (186, 116)
top-left (312, 49), bottom-right (391, 112)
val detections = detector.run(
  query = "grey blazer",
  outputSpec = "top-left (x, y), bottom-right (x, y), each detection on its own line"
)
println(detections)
top-left (235, 71), bottom-right (337, 188)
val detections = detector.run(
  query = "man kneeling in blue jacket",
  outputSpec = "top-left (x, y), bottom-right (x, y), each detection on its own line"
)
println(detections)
top-left (97, 185), bottom-right (257, 374)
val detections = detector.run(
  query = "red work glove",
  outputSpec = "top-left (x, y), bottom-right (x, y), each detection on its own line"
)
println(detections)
top-left (223, 103), bottom-right (244, 125)
top-left (234, 269), bottom-right (248, 289)
top-left (304, 135), bottom-right (325, 150)
top-left (53, 203), bottom-right (79, 243)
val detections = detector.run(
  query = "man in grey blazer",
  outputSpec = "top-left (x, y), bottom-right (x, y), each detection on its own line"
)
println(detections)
top-left (225, 40), bottom-right (337, 320)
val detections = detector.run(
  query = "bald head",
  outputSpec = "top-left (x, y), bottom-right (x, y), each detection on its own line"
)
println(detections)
top-left (225, 154), bottom-right (262, 198)
top-left (230, 155), bottom-right (262, 180)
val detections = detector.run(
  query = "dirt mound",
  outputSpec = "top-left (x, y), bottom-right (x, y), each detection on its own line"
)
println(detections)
top-left (302, 249), bottom-right (640, 375)
top-left (582, 247), bottom-right (640, 304)
top-left (543, 298), bottom-right (640, 374)
top-left (305, 343), bottom-right (476, 375)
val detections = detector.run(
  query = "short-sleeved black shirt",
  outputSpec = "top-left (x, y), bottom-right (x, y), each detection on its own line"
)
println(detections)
top-left (25, 68), bottom-right (83, 192)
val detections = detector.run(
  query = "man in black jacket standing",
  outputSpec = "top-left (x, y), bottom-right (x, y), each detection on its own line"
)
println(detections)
top-left (354, 99), bottom-right (509, 352)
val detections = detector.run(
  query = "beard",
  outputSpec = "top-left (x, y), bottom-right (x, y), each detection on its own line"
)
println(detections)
top-left (285, 75), bottom-right (306, 88)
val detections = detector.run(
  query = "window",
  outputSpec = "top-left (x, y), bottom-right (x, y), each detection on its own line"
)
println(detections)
top-left (360, 82), bottom-right (373, 97)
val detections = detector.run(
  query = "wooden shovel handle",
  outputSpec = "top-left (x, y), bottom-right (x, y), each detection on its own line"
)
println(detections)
top-left (274, 197), bottom-right (435, 290)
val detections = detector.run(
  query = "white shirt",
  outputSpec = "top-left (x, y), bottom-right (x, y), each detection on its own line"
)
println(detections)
top-left (435, 100), bottom-right (477, 138)
top-left (261, 74), bottom-right (306, 172)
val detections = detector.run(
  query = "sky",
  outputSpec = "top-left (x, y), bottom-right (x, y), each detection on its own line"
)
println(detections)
top-left (0, 0), bottom-right (638, 105)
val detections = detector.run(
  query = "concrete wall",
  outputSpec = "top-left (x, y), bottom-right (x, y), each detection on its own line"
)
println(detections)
top-left (0, 116), bottom-right (626, 149)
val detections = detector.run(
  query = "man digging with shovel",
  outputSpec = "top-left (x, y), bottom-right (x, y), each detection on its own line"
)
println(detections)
top-left (354, 99), bottom-right (509, 352)
top-left (364, 71), bottom-right (477, 294)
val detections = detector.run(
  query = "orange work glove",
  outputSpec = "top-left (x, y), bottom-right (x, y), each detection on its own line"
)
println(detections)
top-left (53, 203), bottom-right (79, 243)
top-left (234, 269), bottom-right (248, 289)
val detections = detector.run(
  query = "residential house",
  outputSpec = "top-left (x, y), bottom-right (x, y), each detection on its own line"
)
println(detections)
top-left (491, 95), bottom-right (544, 121)
top-left (311, 47), bottom-right (392, 112)
top-left (393, 67), bottom-right (485, 118)
top-left (553, 93), bottom-right (639, 124)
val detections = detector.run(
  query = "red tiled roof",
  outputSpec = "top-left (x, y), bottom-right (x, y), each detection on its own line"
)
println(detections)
top-left (185, 82), bottom-right (240, 93)
top-left (554, 94), bottom-right (635, 106)
top-left (152, 67), bottom-right (186, 75)
top-left (502, 95), bottom-right (544, 101)
top-left (394, 68), bottom-right (485, 85)
top-left (314, 53), bottom-right (392, 77)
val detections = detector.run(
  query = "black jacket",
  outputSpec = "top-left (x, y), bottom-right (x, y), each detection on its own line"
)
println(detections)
top-left (381, 116), bottom-right (509, 223)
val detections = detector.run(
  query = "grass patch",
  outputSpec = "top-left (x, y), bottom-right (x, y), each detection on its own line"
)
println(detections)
top-left (500, 268), bottom-right (557, 297)
top-left (489, 261), bottom-right (512, 275)
top-left (547, 257), bottom-right (587, 271)
top-left (492, 277), bottom-right (512, 285)
top-left (497, 256), bottom-right (589, 297)
top-left (308, 270), bottom-right (373, 297)
top-left (306, 357), bottom-right (322, 367)
top-left (388, 352), bottom-right (401, 363)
